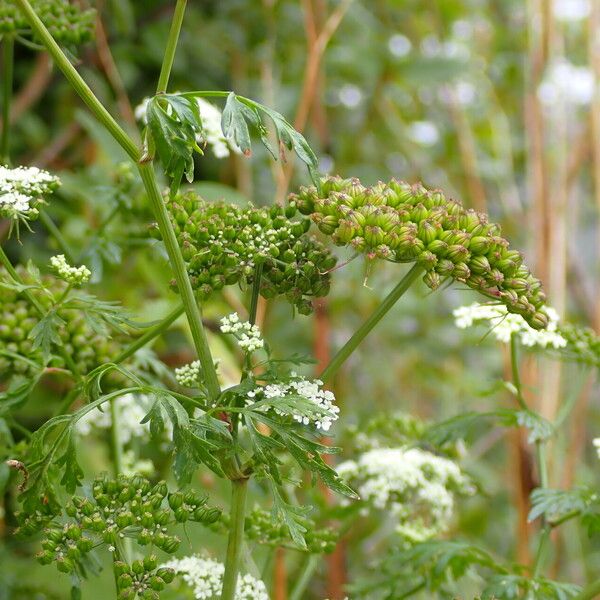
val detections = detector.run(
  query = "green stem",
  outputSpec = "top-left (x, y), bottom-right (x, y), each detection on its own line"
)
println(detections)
top-left (575, 578), bottom-right (600, 600)
top-left (248, 262), bottom-right (263, 326)
top-left (13, 0), bottom-right (221, 402)
top-left (13, 0), bottom-right (138, 161)
top-left (509, 333), bottom-right (529, 411)
top-left (138, 163), bottom-right (221, 400)
top-left (114, 303), bottom-right (185, 364)
top-left (109, 399), bottom-right (124, 477)
top-left (39, 210), bottom-right (76, 263)
top-left (510, 334), bottom-right (550, 583)
top-left (289, 554), bottom-right (319, 600)
top-left (320, 263), bottom-right (424, 383)
top-left (1, 34), bottom-right (14, 164)
top-left (156, 0), bottom-right (187, 94)
top-left (221, 478), bottom-right (249, 600)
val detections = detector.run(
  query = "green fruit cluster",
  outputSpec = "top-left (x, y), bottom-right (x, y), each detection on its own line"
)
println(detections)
top-left (114, 556), bottom-right (175, 600)
top-left (213, 507), bottom-right (337, 553)
top-left (0, 0), bottom-right (95, 45)
top-left (290, 177), bottom-right (548, 329)
top-left (33, 474), bottom-right (221, 577)
top-left (150, 191), bottom-right (337, 315)
top-left (0, 268), bottom-right (114, 377)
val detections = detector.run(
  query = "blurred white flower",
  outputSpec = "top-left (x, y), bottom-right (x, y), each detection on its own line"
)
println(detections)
top-left (538, 61), bottom-right (595, 106)
top-left (388, 33), bottom-right (412, 58)
top-left (50, 254), bottom-right (91, 286)
top-left (220, 312), bottom-right (264, 353)
top-left (338, 447), bottom-right (471, 541)
top-left (77, 393), bottom-right (156, 444)
top-left (593, 438), bottom-right (600, 459)
top-left (553, 0), bottom-right (591, 21)
top-left (162, 556), bottom-right (268, 600)
top-left (338, 84), bottom-right (363, 108)
top-left (453, 302), bottom-right (567, 349)
top-left (408, 121), bottom-right (439, 146)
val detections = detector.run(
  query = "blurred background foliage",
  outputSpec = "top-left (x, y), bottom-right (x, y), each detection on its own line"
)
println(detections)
top-left (2, 0), bottom-right (600, 598)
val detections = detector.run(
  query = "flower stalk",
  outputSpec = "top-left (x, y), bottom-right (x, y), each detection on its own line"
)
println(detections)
top-left (320, 263), bottom-right (424, 383)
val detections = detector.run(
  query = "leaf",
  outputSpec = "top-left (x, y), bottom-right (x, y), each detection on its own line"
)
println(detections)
top-left (29, 310), bottom-right (65, 361)
top-left (56, 429), bottom-right (84, 494)
top-left (528, 487), bottom-right (593, 523)
top-left (146, 94), bottom-right (201, 186)
top-left (481, 574), bottom-right (581, 600)
top-left (498, 409), bottom-right (554, 443)
top-left (0, 369), bottom-right (45, 415)
top-left (221, 92), bottom-right (252, 155)
top-left (269, 480), bottom-right (310, 549)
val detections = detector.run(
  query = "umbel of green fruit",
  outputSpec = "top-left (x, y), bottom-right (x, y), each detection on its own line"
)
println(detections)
top-left (0, 0), bottom-right (95, 45)
top-left (291, 176), bottom-right (548, 329)
top-left (149, 191), bottom-right (337, 314)
top-left (0, 267), bottom-right (115, 376)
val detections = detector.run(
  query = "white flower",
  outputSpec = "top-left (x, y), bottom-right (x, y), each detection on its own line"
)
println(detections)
top-left (247, 374), bottom-right (339, 431)
top-left (553, 0), bottom-right (591, 21)
top-left (408, 121), bottom-right (439, 146)
top-left (50, 254), bottom-right (91, 286)
top-left (538, 60), bottom-right (595, 106)
top-left (219, 313), bottom-right (264, 353)
top-left (162, 555), bottom-right (268, 600)
top-left (338, 84), bottom-right (363, 108)
top-left (453, 302), bottom-right (567, 349)
top-left (76, 393), bottom-right (157, 444)
top-left (388, 33), bottom-right (412, 58)
top-left (0, 165), bottom-right (60, 223)
top-left (135, 96), bottom-right (240, 158)
top-left (338, 447), bottom-right (471, 541)
top-left (175, 360), bottom-right (202, 387)
top-left (593, 438), bottom-right (600, 459)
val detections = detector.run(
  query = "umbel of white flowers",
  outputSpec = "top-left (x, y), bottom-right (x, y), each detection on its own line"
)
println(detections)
top-left (453, 302), bottom-right (567, 349)
top-left (337, 447), bottom-right (472, 542)
top-left (50, 254), bottom-right (91, 286)
top-left (135, 97), bottom-right (241, 158)
top-left (247, 374), bottom-right (340, 431)
top-left (0, 165), bottom-right (60, 221)
top-left (219, 312), bottom-right (264, 353)
top-left (162, 556), bottom-right (268, 600)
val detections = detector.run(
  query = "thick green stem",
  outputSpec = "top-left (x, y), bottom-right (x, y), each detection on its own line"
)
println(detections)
top-left (156, 0), bottom-right (187, 94)
top-left (1, 35), bottom-right (14, 164)
top-left (14, 0), bottom-right (221, 402)
top-left (320, 263), bottom-right (424, 383)
top-left (289, 554), bottom-right (319, 600)
top-left (575, 578), bottom-right (600, 600)
top-left (221, 478), bottom-right (249, 600)
top-left (138, 163), bottom-right (221, 400)
top-left (114, 303), bottom-right (185, 364)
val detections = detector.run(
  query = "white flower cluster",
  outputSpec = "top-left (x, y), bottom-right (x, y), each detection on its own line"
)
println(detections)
top-left (337, 447), bottom-right (471, 541)
top-left (76, 393), bottom-right (153, 444)
top-left (135, 97), bottom-right (240, 158)
top-left (162, 556), bottom-right (268, 600)
top-left (50, 254), bottom-right (91, 286)
top-left (538, 60), bottom-right (595, 106)
top-left (453, 302), bottom-right (567, 349)
top-left (0, 165), bottom-right (59, 221)
top-left (175, 360), bottom-right (202, 387)
top-left (247, 374), bottom-right (339, 431)
top-left (219, 313), bottom-right (264, 353)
